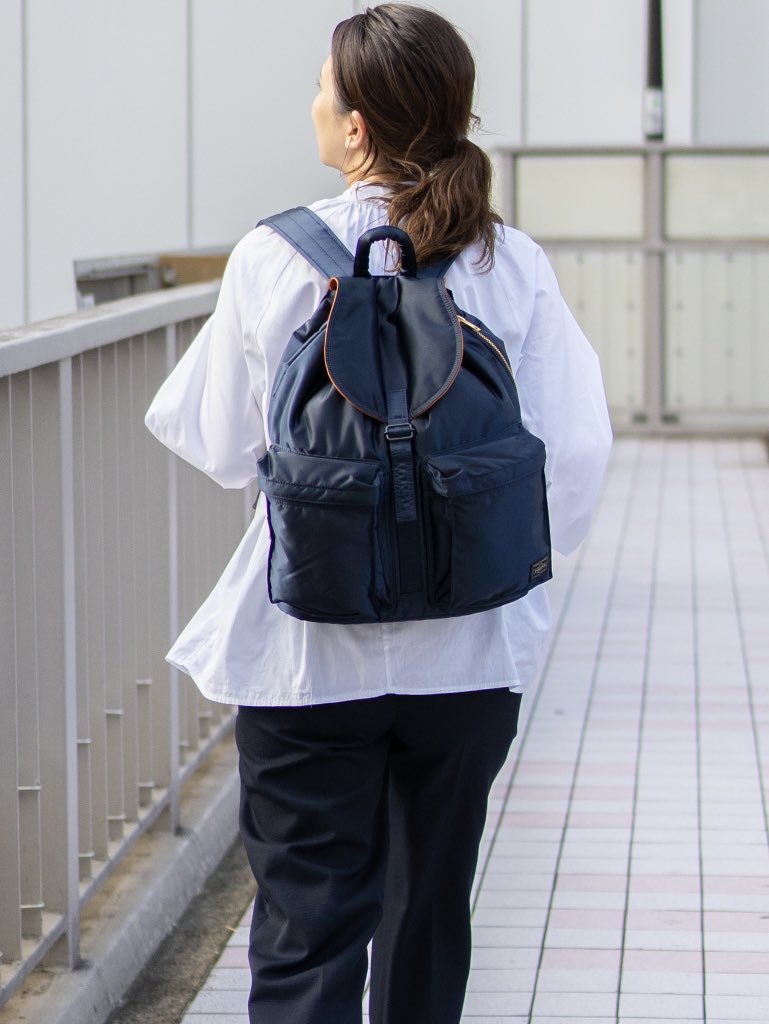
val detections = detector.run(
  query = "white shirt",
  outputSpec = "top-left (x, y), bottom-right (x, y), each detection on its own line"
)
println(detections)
top-left (145, 183), bottom-right (612, 707)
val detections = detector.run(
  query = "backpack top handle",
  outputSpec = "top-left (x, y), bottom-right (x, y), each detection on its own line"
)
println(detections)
top-left (354, 226), bottom-right (418, 279)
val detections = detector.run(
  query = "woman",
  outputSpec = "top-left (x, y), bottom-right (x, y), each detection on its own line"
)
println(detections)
top-left (146, 5), bottom-right (612, 1023)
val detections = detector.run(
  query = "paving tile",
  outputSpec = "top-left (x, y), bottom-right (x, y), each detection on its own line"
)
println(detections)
top-left (475, 889), bottom-right (553, 909)
top-left (530, 1018), bottom-right (615, 1024)
top-left (545, 929), bottom-right (624, 949)
top-left (550, 891), bottom-right (626, 910)
top-left (206, 967), bottom-right (251, 990)
top-left (183, 1016), bottom-right (248, 1024)
top-left (472, 926), bottom-right (545, 947)
top-left (625, 909), bottom-right (701, 930)
top-left (548, 908), bottom-right (624, 929)
top-left (470, 947), bottom-right (541, 970)
top-left (706, 973), bottom-right (769, 996)
top-left (473, 907), bottom-right (549, 928)
top-left (532, 990), bottom-right (617, 1016)
top-left (703, 932), bottom-right (769, 952)
top-left (216, 945), bottom-right (250, 968)
top-left (186, 989), bottom-right (248, 1014)
top-left (623, 930), bottom-right (702, 952)
top-left (622, 949), bottom-right (702, 972)
top-left (535, 969), bottom-right (619, 993)
top-left (706, 995), bottom-right (769, 1019)
top-left (626, 892), bottom-right (701, 911)
top-left (461, 990), bottom-right (532, 1014)
top-left (619, 970), bottom-right (701, 994)
top-left (538, 948), bottom-right (622, 972)
top-left (465, 967), bottom-right (537, 992)
top-left (618, 992), bottom-right (704, 1017)
top-left (556, 874), bottom-right (628, 893)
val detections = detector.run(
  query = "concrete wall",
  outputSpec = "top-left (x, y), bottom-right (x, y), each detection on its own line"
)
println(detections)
top-left (2, 0), bottom-right (769, 331)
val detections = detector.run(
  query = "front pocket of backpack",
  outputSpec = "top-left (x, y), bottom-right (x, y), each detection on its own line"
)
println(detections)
top-left (422, 432), bottom-right (551, 615)
top-left (257, 447), bottom-right (387, 622)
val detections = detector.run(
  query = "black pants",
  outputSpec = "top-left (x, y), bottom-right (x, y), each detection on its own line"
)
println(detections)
top-left (236, 687), bottom-right (522, 1024)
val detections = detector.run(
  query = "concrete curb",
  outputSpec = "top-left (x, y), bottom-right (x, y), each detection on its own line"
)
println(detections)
top-left (4, 740), bottom-right (241, 1024)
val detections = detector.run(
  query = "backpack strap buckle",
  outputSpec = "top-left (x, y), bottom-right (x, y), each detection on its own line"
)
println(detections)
top-left (384, 422), bottom-right (415, 443)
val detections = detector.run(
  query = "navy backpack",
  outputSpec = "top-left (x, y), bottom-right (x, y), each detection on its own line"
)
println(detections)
top-left (255, 207), bottom-right (551, 624)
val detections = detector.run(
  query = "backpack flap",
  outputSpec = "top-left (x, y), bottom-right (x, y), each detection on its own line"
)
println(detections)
top-left (324, 274), bottom-right (462, 421)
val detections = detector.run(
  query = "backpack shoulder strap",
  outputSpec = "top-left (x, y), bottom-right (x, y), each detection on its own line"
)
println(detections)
top-left (257, 207), bottom-right (354, 279)
top-left (417, 254), bottom-right (457, 280)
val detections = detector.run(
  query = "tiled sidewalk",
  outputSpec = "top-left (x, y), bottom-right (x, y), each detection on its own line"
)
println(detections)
top-left (183, 438), bottom-right (769, 1024)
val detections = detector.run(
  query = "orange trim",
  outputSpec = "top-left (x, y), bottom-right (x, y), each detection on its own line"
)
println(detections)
top-left (413, 283), bottom-right (464, 417)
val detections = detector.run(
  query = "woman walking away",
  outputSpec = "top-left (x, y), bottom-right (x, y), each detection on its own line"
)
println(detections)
top-left (145, 5), bottom-right (612, 1023)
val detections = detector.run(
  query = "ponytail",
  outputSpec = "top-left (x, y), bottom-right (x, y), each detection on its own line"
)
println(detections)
top-left (331, 4), bottom-right (501, 269)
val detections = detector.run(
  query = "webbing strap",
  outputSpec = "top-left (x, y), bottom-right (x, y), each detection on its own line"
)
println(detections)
top-left (259, 207), bottom-right (456, 281)
top-left (417, 254), bottom-right (457, 280)
top-left (257, 207), bottom-right (354, 279)
top-left (385, 389), bottom-right (421, 594)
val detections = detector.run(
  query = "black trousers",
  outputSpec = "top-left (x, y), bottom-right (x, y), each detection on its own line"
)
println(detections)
top-left (235, 687), bottom-right (522, 1024)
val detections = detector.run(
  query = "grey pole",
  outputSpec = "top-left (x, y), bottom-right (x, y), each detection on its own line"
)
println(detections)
top-left (644, 0), bottom-right (664, 139)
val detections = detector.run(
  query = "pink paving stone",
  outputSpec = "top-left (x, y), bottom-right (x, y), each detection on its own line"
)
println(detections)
top-left (704, 911), bottom-right (769, 932)
top-left (704, 876), bottom-right (769, 895)
top-left (630, 875), bottom-right (701, 894)
top-left (625, 909), bottom-right (701, 931)
top-left (568, 812), bottom-right (633, 827)
top-left (570, 786), bottom-right (636, 799)
top-left (517, 761), bottom-right (582, 772)
top-left (217, 946), bottom-right (250, 968)
top-left (541, 948), bottom-right (621, 970)
top-left (548, 908), bottom-right (624, 929)
top-left (577, 763), bottom-right (637, 776)
top-left (706, 951), bottom-right (769, 973)
top-left (502, 813), bottom-right (567, 827)
top-left (556, 875), bottom-right (628, 893)
top-left (623, 949), bottom-right (703, 971)
top-left (507, 785), bottom-right (574, 799)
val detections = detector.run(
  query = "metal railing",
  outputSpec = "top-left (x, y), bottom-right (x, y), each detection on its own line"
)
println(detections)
top-left (0, 282), bottom-right (254, 1007)
top-left (491, 144), bottom-right (769, 434)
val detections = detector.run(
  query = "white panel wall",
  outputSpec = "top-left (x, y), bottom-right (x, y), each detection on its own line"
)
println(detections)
top-left (525, 0), bottom-right (646, 144)
top-left (662, 0), bottom-right (694, 144)
top-left (190, 0), bottom-right (350, 249)
top-left (0, 1), bottom-right (25, 330)
top-left (26, 0), bottom-right (188, 323)
top-left (431, 0), bottom-right (523, 146)
top-left (696, 0), bottom-right (769, 143)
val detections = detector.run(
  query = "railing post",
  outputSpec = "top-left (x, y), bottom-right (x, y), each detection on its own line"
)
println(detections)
top-left (58, 357), bottom-right (81, 965)
top-left (0, 377), bottom-right (22, 966)
top-left (165, 325), bottom-right (181, 833)
top-left (37, 359), bottom-right (80, 967)
top-left (643, 145), bottom-right (666, 428)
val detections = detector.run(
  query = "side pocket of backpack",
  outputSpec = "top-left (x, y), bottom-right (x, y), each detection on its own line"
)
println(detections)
top-left (422, 430), bottom-right (552, 615)
top-left (257, 447), bottom-right (389, 623)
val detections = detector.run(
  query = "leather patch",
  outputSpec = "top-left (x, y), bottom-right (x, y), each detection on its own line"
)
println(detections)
top-left (529, 555), bottom-right (551, 582)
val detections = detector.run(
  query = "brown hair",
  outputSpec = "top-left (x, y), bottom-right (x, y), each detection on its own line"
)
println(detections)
top-left (331, 3), bottom-right (501, 268)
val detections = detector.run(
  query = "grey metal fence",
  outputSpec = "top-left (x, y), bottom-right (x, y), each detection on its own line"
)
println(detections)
top-left (0, 284), bottom-right (254, 1008)
top-left (491, 144), bottom-right (769, 434)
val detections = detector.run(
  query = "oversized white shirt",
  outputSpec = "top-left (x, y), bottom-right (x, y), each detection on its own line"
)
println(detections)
top-left (145, 183), bottom-right (612, 707)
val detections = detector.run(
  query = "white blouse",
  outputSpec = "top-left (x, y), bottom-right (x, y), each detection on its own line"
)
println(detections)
top-left (145, 183), bottom-right (612, 707)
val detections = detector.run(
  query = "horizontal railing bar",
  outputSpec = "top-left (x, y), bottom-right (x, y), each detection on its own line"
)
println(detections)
top-left (530, 239), bottom-right (769, 250)
top-left (494, 143), bottom-right (769, 156)
top-left (0, 282), bottom-right (219, 378)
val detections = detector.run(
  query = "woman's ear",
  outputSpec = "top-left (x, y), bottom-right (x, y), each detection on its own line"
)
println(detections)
top-left (346, 110), bottom-right (369, 155)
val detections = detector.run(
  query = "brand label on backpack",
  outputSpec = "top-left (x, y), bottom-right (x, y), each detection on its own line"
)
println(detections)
top-left (529, 555), bottom-right (551, 582)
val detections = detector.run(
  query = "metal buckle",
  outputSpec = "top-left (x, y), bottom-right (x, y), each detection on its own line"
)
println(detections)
top-left (384, 422), bottom-right (415, 442)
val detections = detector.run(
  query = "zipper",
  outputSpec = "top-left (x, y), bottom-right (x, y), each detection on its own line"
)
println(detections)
top-left (457, 315), bottom-right (515, 381)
